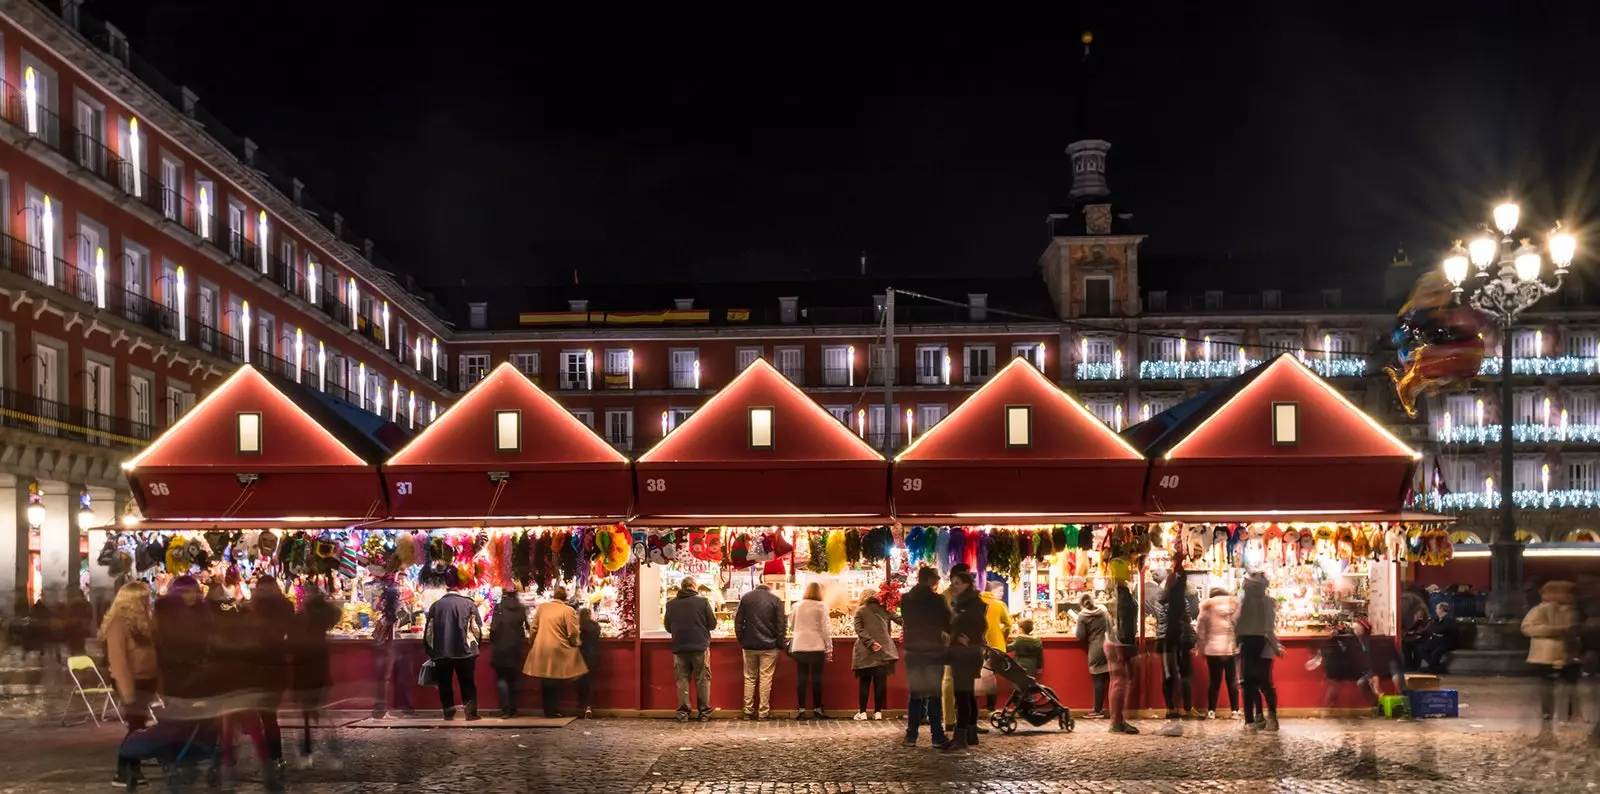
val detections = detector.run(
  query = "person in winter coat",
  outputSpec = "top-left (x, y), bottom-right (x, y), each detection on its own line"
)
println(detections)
top-left (944, 570), bottom-right (988, 752)
top-left (1417, 601), bottom-right (1458, 673)
top-left (1073, 593), bottom-right (1109, 717)
top-left (978, 587), bottom-right (1014, 717)
top-left (576, 607), bottom-right (602, 718)
top-left (1009, 619), bottom-right (1045, 677)
top-left (1195, 586), bottom-right (1239, 719)
top-left (1523, 580), bottom-right (1578, 720)
top-left (663, 577), bottom-right (717, 721)
top-left (790, 581), bottom-right (833, 719)
top-left (1104, 571), bottom-right (1139, 734)
top-left (292, 585), bottom-right (344, 769)
top-left (489, 589), bottom-right (529, 718)
top-left (152, 575), bottom-right (211, 701)
top-left (524, 587), bottom-right (588, 717)
top-left (1236, 571), bottom-right (1279, 731)
top-left (369, 572), bottom-right (414, 718)
top-left (214, 576), bottom-right (292, 785)
top-left (852, 590), bottom-right (900, 720)
top-left (1157, 553), bottom-right (1197, 732)
top-left (104, 582), bottom-right (158, 787)
top-left (734, 582), bottom-right (785, 720)
top-left (900, 566), bottom-right (951, 747)
top-left (425, 567), bottom-right (485, 721)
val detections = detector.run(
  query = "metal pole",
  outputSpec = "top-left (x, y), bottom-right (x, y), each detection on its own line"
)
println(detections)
top-left (1488, 322), bottom-right (1525, 619)
top-left (884, 288), bottom-right (895, 451)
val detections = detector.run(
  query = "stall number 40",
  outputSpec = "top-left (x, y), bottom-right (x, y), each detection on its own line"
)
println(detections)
top-left (1157, 475), bottom-right (1181, 489)
top-left (901, 478), bottom-right (923, 491)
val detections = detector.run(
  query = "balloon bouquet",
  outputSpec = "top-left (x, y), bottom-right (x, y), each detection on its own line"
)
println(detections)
top-left (1386, 272), bottom-right (1489, 417)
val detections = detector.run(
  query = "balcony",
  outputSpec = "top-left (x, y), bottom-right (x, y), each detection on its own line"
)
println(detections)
top-left (1071, 300), bottom-right (1130, 319)
top-left (1436, 423), bottom-right (1600, 445)
top-left (602, 372), bottom-right (632, 390)
top-left (963, 366), bottom-right (997, 383)
top-left (821, 367), bottom-right (852, 387)
top-left (670, 366), bottom-right (700, 390)
top-left (1074, 361), bottom-right (1126, 381)
top-left (0, 387), bottom-right (154, 451)
top-left (1138, 359), bottom-right (1259, 380)
top-left (1478, 357), bottom-right (1600, 376)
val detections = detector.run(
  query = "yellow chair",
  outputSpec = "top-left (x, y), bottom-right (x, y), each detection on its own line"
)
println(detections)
top-left (62, 655), bottom-right (122, 727)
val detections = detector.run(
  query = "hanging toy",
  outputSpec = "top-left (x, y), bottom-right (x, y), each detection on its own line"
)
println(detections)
top-left (825, 530), bottom-right (847, 575)
top-left (806, 532), bottom-right (827, 574)
top-left (600, 526), bottom-right (632, 572)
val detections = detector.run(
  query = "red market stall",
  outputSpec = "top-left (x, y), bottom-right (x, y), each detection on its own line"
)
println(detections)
top-left (1127, 353), bottom-right (1440, 713)
top-left (893, 356), bottom-right (1147, 711)
top-left (632, 358), bottom-right (892, 713)
top-left (326, 361), bottom-right (640, 713)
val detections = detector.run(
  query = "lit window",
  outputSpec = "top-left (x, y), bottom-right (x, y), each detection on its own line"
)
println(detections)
top-left (236, 412), bottom-right (262, 454)
top-left (1006, 405), bottom-right (1031, 448)
top-left (495, 410), bottom-right (521, 452)
top-left (749, 407), bottom-right (774, 449)
top-left (1272, 402), bottom-right (1298, 445)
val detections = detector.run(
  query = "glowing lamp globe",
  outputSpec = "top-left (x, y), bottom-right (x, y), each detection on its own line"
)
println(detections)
top-left (26, 502), bottom-right (45, 528)
top-left (1468, 234), bottom-right (1497, 270)
top-left (1443, 242), bottom-right (1469, 286)
top-left (1514, 241), bottom-right (1542, 282)
top-left (1550, 225), bottom-right (1577, 272)
top-left (1493, 202), bottom-right (1521, 236)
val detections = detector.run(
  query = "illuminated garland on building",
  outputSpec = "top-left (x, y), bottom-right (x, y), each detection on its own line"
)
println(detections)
top-left (1436, 424), bottom-right (1600, 444)
top-left (1418, 489), bottom-right (1600, 511)
top-left (1478, 357), bottom-right (1600, 376)
top-left (1075, 362), bottom-right (1125, 380)
top-left (1133, 357), bottom-right (1366, 380)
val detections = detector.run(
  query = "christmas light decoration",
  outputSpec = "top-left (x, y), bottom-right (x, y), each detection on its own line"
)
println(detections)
top-left (1419, 489), bottom-right (1600, 511)
top-left (1435, 423), bottom-right (1600, 444)
top-left (1478, 356), bottom-right (1600, 376)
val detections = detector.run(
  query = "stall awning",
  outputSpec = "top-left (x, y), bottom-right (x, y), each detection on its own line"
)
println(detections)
top-left (382, 362), bottom-right (632, 522)
top-left (1128, 354), bottom-right (1421, 518)
top-left (634, 358), bottom-right (889, 521)
top-left (893, 358), bottom-right (1146, 522)
top-left (124, 365), bottom-right (393, 525)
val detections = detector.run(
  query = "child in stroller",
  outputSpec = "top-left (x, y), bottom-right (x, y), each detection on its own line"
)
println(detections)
top-left (983, 646), bottom-right (1075, 733)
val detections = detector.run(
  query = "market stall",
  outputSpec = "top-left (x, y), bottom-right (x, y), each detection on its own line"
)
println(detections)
top-left (893, 357), bottom-right (1148, 709)
top-left (632, 358), bottom-right (893, 712)
top-left (1126, 354), bottom-right (1449, 712)
top-left (349, 362), bottom-right (640, 711)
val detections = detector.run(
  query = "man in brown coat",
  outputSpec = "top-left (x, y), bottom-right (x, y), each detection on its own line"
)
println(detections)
top-left (522, 587), bottom-right (588, 718)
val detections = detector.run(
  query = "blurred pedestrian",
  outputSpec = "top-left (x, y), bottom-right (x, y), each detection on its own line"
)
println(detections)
top-left (939, 562), bottom-right (972, 734)
top-left (369, 570), bottom-right (413, 718)
top-left (103, 581), bottom-right (157, 787)
top-left (1073, 593), bottom-right (1109, 718)
top-left (59, 586), bottom-right (93, 657)
top-left (1196, 585), bottom-right (1239, 719)
top-left (1237, 571), bottom-right (1280, 731)
top-left (1523, 580), bottom-right (1578, 721)
top-left (900, 566), bottom-right (951, 747)
top-left (489, 588), bottom-right (529, 718)
top-left (292, 585), bottom-right (344, 769)
top-left (663, 577), bottom-right (717, 722)
top-left (943, 570), bottom-right (987, 752)
top-left (852, 589), bottom-right (899, 721)
top-left (790, 581), bottom-right (832, 720)
top-left (734, 579), bottom-right (785, 720)
top-left (424, 566), bottom-right (484, 721)
top-left (524, 586), bottom-right (587, 718)
top-left (1157, 551), bottom-right (1197, 736)
top-left (576, 607), bottom-right (602, 718)
top-left (152, 575), bottom-right (210, 701)
top-left (1104, 565), bottom-right (1139, 734)
top-left (1417, 601), bottom-right (1458, 673)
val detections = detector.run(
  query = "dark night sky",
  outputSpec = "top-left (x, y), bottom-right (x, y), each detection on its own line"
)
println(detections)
top-left (89, 1), bottom-right (1600, 296)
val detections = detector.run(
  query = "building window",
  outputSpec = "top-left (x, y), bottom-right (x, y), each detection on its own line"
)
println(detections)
top-left (236, 412), bottom-right (262, 454)
top-left (825, 405), bottom-right (850, 425)
top-left (669, 348), bottom-right (699, 389)
top-left (1564, 330), bottom-right (1598, 359)
top-left (1513, 390), bottom-right (1539, 424)
top-left (1513, 457), bottom-right (1542, 491)
top-left (605, 409), bottom-right (633, 450)
top-left (1445, 458), bottom-right (1480, 494)
top-left (916, 404), bottom-right (946, 434)
top-left (666, 408), bottom-right (694, 431)
top-left (1146, 336), bottom-right (1181, 361)
top-left (1570, 458), bottom-right (1598, 491)
top-left (1272, 402), bottom-right (1298, 445)
top-left (561, 350), bottom-right (591, 390)
top-left (736, 347), bottom-right (762, 371)
top-left (1261, 331), bottom-right (1302, 356)
top-left (1566, 391), bottom-right (1599, 425)
top-left (166, 386), bottom-right (194, 426)
top-left (128, 375), bottom-right (152, 430)
top-left (468, 302), bottom-right (488, 330)
top-left (512, 352), bottom-right (540, 378)
top-left (459, 354), bottom-right (489, 390)
top-left (1083, 337), bottom-right (1117, 365)
top-left (159, 157), bottom-right (181, 221)
top-left (495, 410), bottom-right (521, 452)
top-left (1006, 405), bottom-right (1031, 448)
top-left (1086, 397), bottom-right (1119, 428)
top-left (748, 407), bottom-right (774, 449)
top-left (775, 346), bottom-right (803, 384)
top-left (1012, 343), bottom-right (1043, 370)
top-left (570, 409), bottom-right (594, 428)
top-left (604, 349), bottom-right (633, 388)
top-left (1083, 277), bottom-right (1114, 316)
top-left (823, 346), bottom-right (851, 386)
top-left (965, 346), bottom-right (995, 383)
top-left (1510, 329), bottom-right (1541, 358)
top-left (915, 345), bottom-right (947, 386)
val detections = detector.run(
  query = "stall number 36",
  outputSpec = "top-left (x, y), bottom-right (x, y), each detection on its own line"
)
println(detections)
top-left (147, 482), bottom-right (172, 496)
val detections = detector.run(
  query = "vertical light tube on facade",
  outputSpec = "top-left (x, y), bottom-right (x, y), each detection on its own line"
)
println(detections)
top-left (129, 118), bottom-right (142, 197)
top-left (905, 408), bottom-right (915, 446)
top-left (257, 211), bottom-right (269, 274)
top-left (848, 346), bottom-right (856, 386)
top-left (197, 187), bottom-right (211, 240)
top-left (693, 359), bottom-right (701, 389)
top-left (414, 336), bottom-right (422, 372)
top-left (294, 328), bottom-right (304, 383)
top-left (241, 301), bottom-right (251, 364)
top-left (408, 391), bottom-right (416, 430)
top-left (628, 350), bottom-right (635, 389)
top-left (942, 354), bottom-right (951, 385)
top-left (382, 301), bottom-right (391, 349)
top-left (1114, 403), bottom-right (1124, 431)
top-left (856, 408), bottom-right (866, 438)
top-left (585, 350), bottom-right (594, 390)
top-left (431, 338), bottom-right (439, 380)
top-left (348, 280), bottom-right (359, 330)
top-left (93, 247), bottom-right (106, 309)
top-left (317, 341), bottom-right (326, 392)
top-left (175, 266), bottom-right (187, 341)
top-left (307, 259), bottom-right (317, 304)
top-left (358, 362), bottom-right (366, 407)
top-left (391, 380), bottom-right (399, 422)
top-left (430, 401), bottom-right (437, 423)
top-left (41, 197), bottom-right (55, 287)
top-left (661, 411), bottom-right (669, 438)
top-left (23, 67), bottom-right (39, 135)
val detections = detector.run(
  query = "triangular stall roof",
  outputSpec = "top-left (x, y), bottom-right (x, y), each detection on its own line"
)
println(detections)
top-left (125, 365), bottom-right (393, 526)
top-left (1132, 354), bottom-right (1421, 521)
top-left (633, 358), bottom-right (889, 524)
top-left (894, 358), bottom-right (1146, 523)
top-left (380, 363), bottom-right (632, 525)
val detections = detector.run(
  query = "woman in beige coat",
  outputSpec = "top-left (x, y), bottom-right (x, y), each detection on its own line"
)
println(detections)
top-left (523, 587), bottom-right (588, 717)
top-left (1522, 580), bottom-right (1577, 721)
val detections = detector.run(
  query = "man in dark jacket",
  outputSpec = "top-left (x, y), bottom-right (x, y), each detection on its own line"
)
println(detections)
top-left (1158, 553), bottom-right (1197, 733)
top-left (488, 589), bottom-right (529, 718)
top-left (662, 577), bottom-right (717, 720)
top-left (900, 566), bottom-right (951, 746)
top-left (424, 568), bottom-right (484, 721)
top-left (733, 582), bottom-right (784, 720)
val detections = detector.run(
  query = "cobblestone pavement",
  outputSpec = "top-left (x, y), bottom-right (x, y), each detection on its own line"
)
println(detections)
top-left (3, 711), bottom-right (1599, 794)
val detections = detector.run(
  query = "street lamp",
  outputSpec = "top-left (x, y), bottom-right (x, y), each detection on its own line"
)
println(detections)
top-left (76, 490), bottom-right (95, 530)
top-left (25, 481), bottom-right (45, 529)
top-left (1442, 202), bottom-right (1578, 619)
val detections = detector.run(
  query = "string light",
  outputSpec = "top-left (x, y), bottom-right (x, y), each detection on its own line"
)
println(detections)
top-left (1436, 423), bottom-right (1600, 444)
top-left (1479, 356), bottom-right (1600, 376)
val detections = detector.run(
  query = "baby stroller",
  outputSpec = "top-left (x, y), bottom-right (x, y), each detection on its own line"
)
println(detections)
top-left (983, 646), bottom-right (1074, 734)
top-left (118, 709), bottom-right (223, 791)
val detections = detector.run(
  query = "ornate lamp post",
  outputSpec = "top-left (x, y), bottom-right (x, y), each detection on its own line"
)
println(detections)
top-left (1442, 202), bottom-right (1577, 619)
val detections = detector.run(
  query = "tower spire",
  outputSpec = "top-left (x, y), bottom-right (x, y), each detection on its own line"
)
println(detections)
top-left (1067, 30), bottom-right (1111, 203)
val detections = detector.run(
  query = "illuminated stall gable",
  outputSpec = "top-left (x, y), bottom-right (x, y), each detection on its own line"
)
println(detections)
top-left (125, 365), bottom-right (391, 523)
top-left (382, 362), bottom-right (632, 523)
top-left (635, 358), bottom-right (888, 521)
top-left (894, 357), bottom-right (1145, 520)
top-left (1133, 354), bottom-right (1420, 517)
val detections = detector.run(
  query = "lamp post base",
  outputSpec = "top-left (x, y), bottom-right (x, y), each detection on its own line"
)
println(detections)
top-left (1484, 539), bottom-right (1527, 621)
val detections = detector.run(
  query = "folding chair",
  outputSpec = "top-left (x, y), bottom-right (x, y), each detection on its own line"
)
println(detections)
top-left (62, 655), bottom-right (123, 727)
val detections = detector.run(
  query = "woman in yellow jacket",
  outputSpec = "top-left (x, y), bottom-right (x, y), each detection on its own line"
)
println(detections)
top-left (979, 589), bottom-right (1014, 716)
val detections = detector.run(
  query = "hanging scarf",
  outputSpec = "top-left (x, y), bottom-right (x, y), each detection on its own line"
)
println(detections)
top-left (935, 528), bottom-right (951, 576)
top-left (844, 529), bottom-right (862, 565)
top-left (807, 532), bottom-right (827, 574)
top-left (825, 530), bottom-right (847, 575)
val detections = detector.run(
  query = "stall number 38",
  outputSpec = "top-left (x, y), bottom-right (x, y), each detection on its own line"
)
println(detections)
top-left (645, 479), bottom-right (667, 492)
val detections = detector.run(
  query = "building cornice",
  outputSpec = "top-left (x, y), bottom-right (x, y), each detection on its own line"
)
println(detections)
top-left (450, 322), bottom-right (1064, 344)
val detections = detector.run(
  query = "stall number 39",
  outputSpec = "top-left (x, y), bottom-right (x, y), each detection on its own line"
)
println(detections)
top-left (1157, 475), bottom-right (1181, 489)
top-left (901, 478), bottom-right (923, 491)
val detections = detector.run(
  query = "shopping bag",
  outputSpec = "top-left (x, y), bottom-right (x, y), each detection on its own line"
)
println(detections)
top-left (974, 667), bottom-right (997, 696)
top-left (418, 659), bottom-right (438, 687)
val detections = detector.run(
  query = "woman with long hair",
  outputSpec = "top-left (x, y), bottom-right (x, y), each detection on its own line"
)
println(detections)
top-left (104, 581), bottom-right (158, 786)
top-left (944, 570), bottom-right (987, 751)
top-left (790, 581), bottom-right (832, 719)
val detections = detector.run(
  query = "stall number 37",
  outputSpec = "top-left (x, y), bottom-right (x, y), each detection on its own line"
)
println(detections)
top-left (1157, 475), bottom-right (1181, 489)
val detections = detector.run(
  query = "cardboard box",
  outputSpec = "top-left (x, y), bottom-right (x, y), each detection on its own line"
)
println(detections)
top-left (1404, 674), bottom-right (1441, 691)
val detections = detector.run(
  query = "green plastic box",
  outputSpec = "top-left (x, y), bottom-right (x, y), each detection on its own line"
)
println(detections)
top-left (1380, 694), bottom-right (1410, 718)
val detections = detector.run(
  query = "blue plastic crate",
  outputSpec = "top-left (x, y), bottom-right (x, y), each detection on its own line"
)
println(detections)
top-left (1404, 689), bottom-right (1458, 718)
